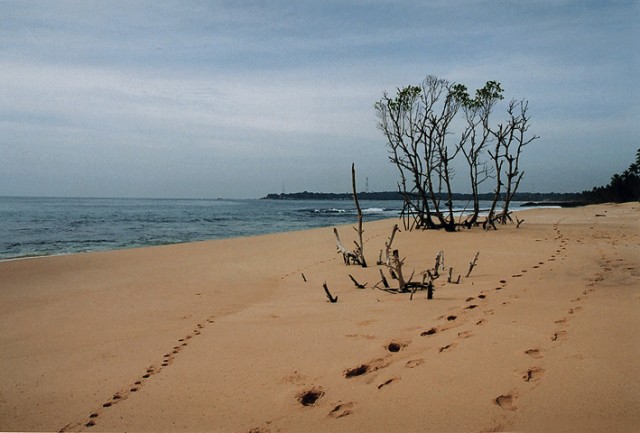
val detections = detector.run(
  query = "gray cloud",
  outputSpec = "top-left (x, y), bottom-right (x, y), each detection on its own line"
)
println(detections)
top-left (1, 0), bottom-right (638, 198)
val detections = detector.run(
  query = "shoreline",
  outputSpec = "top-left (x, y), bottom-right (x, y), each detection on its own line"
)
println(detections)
top-left (1, 203), bottom-right (638, 432)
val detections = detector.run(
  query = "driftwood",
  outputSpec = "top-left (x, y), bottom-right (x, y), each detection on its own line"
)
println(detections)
top-left (447, 267), bottom-right (461, 284)
top-left (333, 227), bottom-right (360, 265)
top-left (348, 274), bottom-right (367, 289)
top-left (322, 282), bottom-right (338, 303)
top-left (378, 268), bottom-right (389, 288)
top-left (377, 224), bottom-right (399, 266)
top-left (433, 250), bottom-right (444, 277)
top-left (466, 251), bottom-right (480, 277)
top-left (390, 249), bottom-right (407, 292)
top-left (515, 215), bottom-right (525, 228)
top-left (351, 163), bottom-right (367, 267)
top-left (332, 164), bottom-right (367, 267)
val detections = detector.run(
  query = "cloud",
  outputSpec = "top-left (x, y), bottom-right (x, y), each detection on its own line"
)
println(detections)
top-left (1, 0), bottom-right (638, 197)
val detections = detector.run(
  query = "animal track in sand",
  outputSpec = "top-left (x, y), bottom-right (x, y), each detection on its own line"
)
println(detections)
top-left (551, 330), bottom-right (568, 341)
top-left (438, 343), bottom-right (456, 353)
top-left (457, 330), bottom-right (473, 339)
top-left (387, 341), bottom-right (407, 353)
top-left (568, 306), bottom-right (583, 314)
top-left (464, 304), bottom-right (478, 310)
top-left (328, 401), bottom-right (354, 418)
top-left (405, 358), bottom-right (424, 368)
top-left (377, 377), bottom-right (401, 390)
top-left (446, 315), bottom-right (457, 321)
top-left (522, 367), bottom-right (545, 382)
top-left (60, 316), bottom-right (218, 431)
top-left (494, 394), bottom-right (517, 411)
top-left (525, 348), bottom-right (543, 359)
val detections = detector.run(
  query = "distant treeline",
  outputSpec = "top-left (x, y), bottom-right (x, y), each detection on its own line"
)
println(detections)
top-left (262, 191), bottom-right (586, 205)
top-left (581, 148), bottom-right (640, 203)
top-left (265, 148), bottom-right (640, 206)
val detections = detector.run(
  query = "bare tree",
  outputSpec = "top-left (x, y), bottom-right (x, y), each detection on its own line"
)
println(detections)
top-left (375, 76), bottom-right (465, 232)
top-left (491, 100), bottom-right (540, 224)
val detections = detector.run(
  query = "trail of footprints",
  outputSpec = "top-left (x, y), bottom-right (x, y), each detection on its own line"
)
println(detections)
top-left (59, 316), bottom-right (216, 432)
top-left (289, 219), bottom-right (583, 425)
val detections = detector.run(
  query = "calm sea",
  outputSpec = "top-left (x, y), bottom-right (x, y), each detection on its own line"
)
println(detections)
top-left (0, 197), bottom-right (404, 260)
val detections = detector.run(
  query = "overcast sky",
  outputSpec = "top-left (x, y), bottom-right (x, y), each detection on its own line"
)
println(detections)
top-left (1, 1), bottom-right (638, 199)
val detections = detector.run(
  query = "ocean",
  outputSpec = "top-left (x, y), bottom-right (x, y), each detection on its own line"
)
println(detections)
top-left (0, 197), bottom-right (404, 261)
top-left (0, 196), bottom-right (524, 261)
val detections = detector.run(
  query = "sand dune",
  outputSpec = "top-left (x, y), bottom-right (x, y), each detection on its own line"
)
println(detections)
top-left (1, 203), bottom-right (639, 432)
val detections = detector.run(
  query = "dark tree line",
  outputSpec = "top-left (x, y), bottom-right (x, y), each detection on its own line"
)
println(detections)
top-left (582, 148), bottom-right (640, 203)
top-left (375, 75), bottom-right (538, 231)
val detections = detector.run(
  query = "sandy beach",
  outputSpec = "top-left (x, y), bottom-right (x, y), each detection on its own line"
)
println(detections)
top-left (1, 203), bottom-right (638, 432)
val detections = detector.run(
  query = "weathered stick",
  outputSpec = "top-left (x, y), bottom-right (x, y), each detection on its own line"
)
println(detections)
top-left (466, 251), bottom-right (480, 278)
top-left (378, 268), bottom-right (389, 288)
top-left (447, 267), bottom-right (453, 283)
top-left (434, 250), bottom-right (444, 277)
top-left (323, 282), bottom-right (338, 303)
top-left (301, 273), bottom-right (307, 282)
top-left (516, 216), bottom-right (525, 228)
top-left (333, 227), bottom-right (358, 265)
top-left (378, 224), bottom-right (399, 266)
top-left (391, 249), bottom-right (407, 292)
top-left (348, 274), bottom-right (367, 289)
top-left (351, 163), bottom-right (367, 267)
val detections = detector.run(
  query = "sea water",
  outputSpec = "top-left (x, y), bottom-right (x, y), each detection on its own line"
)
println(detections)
top-left (0, 197), bottom-right (404, 260)
top-left (0, 196), bottom-right (520, 260)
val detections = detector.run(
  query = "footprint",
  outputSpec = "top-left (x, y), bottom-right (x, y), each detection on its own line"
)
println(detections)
top-left (377, 376), bottom-right (400, 390)
top-left (328, 402), bottom-right (354, 418)
top-left (386, 341), bottom-right (407, 353)
top-left (344, 364), bottom-right (369, 378)
top-left (438, 343), bottom-right (456, 353)
top-left (297, 387), bottom-right (325, 407)
top-left (525, 348), bottom-right (543, 359)
top-left (420, 328), bottom-right (437, 336)
top-left (464, 304), bottom-right (478, 310)
top-left (551, 330), bottom-right (568, 341)
top-left (495, 393), bottom-right (517, 411)
top-left (457, 330), bottom-right (473, 339)
top-left (522, 367), bottom-right (545, 382)
top-left (446, 315), bottom-right (457, 321)
top-left (405, 359), bottom-right (424, 369)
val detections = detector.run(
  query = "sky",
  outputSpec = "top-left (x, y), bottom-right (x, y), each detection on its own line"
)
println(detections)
top-left (1, 0), bottom-right (638, 199)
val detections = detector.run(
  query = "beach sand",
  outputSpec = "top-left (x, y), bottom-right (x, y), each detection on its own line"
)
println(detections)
top-left (1, 203), bottom-right (639, 432)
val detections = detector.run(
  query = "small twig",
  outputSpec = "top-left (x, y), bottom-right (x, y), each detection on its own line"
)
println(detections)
top-left (322, 281), bottom-right (338, 303)
top-left (516, 216), bottom-right (525, 228)
top-left (447, 267), bottom-right (453, 283)
top-left (348, 274), bottom-right (368, 289)
top-left (466, 252), bottom-right (479, 278)
top-left (378, 268), bottom-right (389, 288)
top-left (301, 273), bottom-right (307, 282)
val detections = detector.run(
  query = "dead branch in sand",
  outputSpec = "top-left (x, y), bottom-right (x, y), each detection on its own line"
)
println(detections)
top-left (377, 224), bottom-right (399, 266)
top-left (333, 227), bottom-right (360, 265)
top-left (351, 163), bottom-right (367, 267)
top-left (332, 164), bottom-right (368, 267)
top-left (323, 282), bottom-right (338, 303)
top-left (466, 252), bottom-right (480, 277)
top-left (348, 274), bottom-right (367, 289)
top-left (515, 215), bottom-right (525, 228)
top-left (301, 273), bottom-right (307, 282)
